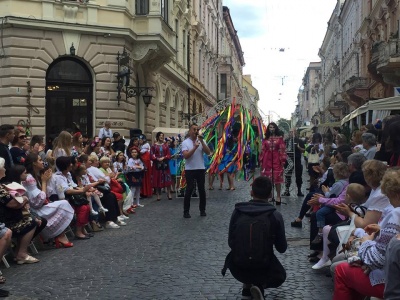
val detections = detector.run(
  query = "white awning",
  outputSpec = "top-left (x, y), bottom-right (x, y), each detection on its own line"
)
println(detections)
top-left (341, 96), bottom-right (400, 125)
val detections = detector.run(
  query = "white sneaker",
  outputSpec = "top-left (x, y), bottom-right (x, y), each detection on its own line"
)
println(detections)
top-left (90, 209), bottom-right (99, 215)
top-left (117, 220), bottom-right (127, 226)
top-left (105, 221), bottom-right (120, 229)
top-left (99, 206), bottom-right (108, 213)
top-left (121, 215), bottom-right (129, 220)
top-left (312, 259), bottom-right (332, 270)
top-left (137, 204), bottom-right (144, 207)
top-left (118, 215), bottom-right (128, 221)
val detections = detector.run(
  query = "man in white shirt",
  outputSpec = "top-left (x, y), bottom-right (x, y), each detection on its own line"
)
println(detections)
top-left (181, 123), bottom-right (211, 218)
top-left (98, 121), bottom-right (113, 139)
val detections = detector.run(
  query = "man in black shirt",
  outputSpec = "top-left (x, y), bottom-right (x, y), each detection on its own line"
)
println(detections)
top-left (0, 124), bottom-right (15, 183)
top-left (283, 129), bottom-right (305, 197)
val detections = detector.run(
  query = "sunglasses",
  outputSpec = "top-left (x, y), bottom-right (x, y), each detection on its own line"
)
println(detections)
top-left (19, 135), bottom-right (26, 139)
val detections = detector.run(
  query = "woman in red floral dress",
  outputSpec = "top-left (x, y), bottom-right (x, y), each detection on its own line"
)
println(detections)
top-left (259, 122), bottom-right (287, 204)
top-left (151, 132), bottom-right (172, 201)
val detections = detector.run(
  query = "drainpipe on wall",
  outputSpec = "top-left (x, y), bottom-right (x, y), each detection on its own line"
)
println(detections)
top-left (187, 0), bottom-right (191, 122)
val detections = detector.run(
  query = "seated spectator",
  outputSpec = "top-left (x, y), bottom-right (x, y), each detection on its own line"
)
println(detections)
top-left (29, 135), bottom-right (46, 161)
top-left (334, 134), bottom-right (348, 148)
top-left (71, 132), bottom-right (84, 156)
top-left (309, 162), bottom-right (350, 246)
top-left (98, 156), bottom-right (126, 224)
top-left (351, 130), bottom-right (364, 153)
top-left (291, 157), bottom-right (333, 228)
top-left (111, 132), bottom-right (126, 153)
top-left (51, 157), bottom-right (91, 240)
top-left (9, 127), bottom-right (28, 165)
top-left (361, 132), bottom-right (377, 160)
top-left (86, 154), bottom-right (121, 229)
top-left (384, 233), bottom-right (400, 299)
top-left (333, 168), bottom-right (400, 300)
top-left (374, 115), bottom-right (400, 164)
top-left (330, 159), bottom-right (392, 274)
top-left (100, 137), bottom-right (115, 159)
top-left (0, 158), bottom-right (39, 265)
top-left (23, 153), bottom-right (74, 248)
top-left (387, 120), bottom-right (400, 167)
top-left (308, 154), bottom-right (368, 251)
top-left (0, 220), bottom-right (11, 297)
top-left (52, 131), bottom-right (72, 159)
top-left (311, 183), bottom-right (365, 270)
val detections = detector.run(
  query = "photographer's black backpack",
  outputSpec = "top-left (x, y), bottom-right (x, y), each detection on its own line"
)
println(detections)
top-left (232, 210), bottom-right (275, 269)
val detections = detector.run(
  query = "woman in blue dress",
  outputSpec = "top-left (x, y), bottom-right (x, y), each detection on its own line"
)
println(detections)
top-left (218, 136), bottom-right (238, 190)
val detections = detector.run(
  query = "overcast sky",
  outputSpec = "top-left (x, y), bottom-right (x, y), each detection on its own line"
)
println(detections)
top-left (223, 0), bottom-right (337, 121)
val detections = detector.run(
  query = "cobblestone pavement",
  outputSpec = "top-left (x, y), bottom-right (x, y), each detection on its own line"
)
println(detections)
top-left (1, 172), bottom-right (333, 300)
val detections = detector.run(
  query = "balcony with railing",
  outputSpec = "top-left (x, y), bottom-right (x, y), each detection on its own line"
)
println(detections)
top-left (0, 0), bottom-right (175, 69)
top-left (342, 76), bottom-right (370, 108)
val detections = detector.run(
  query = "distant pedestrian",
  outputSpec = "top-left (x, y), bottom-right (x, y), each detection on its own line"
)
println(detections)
top-left (222, 176), bottom-right (287, 300)
top-left (181, 123), bottom-right (211, 218)
top-left (98, 121), bottom-right (113, 139)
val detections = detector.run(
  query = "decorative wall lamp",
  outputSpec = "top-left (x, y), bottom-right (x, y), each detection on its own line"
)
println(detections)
top-left (116, 48), bottom-right (155, 107)
top-left (180, 111), bottom-right (190, 122)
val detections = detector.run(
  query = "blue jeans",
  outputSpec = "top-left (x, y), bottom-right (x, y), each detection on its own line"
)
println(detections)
top-left (316, 206), bottom-right (336, 228)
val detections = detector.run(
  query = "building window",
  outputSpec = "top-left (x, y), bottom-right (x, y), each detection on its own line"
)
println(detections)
top-left (183, 30), bottom-right (186, 68)
top-left (220, 74), bottom-right (227, 97)
top-left (136, 0), bottom-right (149, 15)
top-left (175, 19), bottom-right (179, 52)
top-left (161, 0), bottom-right (168, 22)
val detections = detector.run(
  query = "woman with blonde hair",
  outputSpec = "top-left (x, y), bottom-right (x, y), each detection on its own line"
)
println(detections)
top-left (53, 131), bottom-right (72, 159)
top-left (333, 168), bottom-right (400, 300)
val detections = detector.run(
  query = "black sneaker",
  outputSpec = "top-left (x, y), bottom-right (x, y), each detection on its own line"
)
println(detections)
top-left (311, 234), bottom-right (323, 245)
top-left (192, 193), bottom-right (198, 197)
top-left (241, 287), bottom-right (251, 299)
top-left (183, 212), bottom-right (191, 218)
top-left (250, 286), bottom-right (264, 300)
top-left (297, 191), bottom-right (304, 197)
top-left (282, 191), bottom-right (290, 196)
top-left (200, 211), bottom-right (207, 217)
top-left (291, 220), bottom-right (302, 228)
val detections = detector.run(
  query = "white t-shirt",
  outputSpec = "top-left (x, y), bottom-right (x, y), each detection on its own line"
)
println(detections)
top-left (99, 127), bottom-right (113, 139)
top-left (181, 138), bottom-right (205, 170)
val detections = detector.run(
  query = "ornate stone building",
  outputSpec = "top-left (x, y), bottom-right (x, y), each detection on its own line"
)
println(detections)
top-left (0, 0), bottom-right (251, 139)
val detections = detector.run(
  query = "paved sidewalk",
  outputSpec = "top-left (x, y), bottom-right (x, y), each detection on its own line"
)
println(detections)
top-left (1, 174), bottom-right (333, 299)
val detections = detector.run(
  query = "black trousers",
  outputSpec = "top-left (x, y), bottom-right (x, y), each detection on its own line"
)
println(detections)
top-left (284, 159), bottom-right (303, 190)
top-left (184, 169), bottom-right (206, 213)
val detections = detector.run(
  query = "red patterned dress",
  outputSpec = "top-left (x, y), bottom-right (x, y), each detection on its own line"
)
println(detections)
top-left (151, 143), bottom-right (172, 188)
top-left (259, 136), bottom-right (287, 184)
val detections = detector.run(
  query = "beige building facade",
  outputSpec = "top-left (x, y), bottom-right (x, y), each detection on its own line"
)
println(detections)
top-left (0, 0), bottom-right (255, 139)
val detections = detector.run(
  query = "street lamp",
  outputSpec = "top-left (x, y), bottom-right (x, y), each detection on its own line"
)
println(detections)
top-left (116, 48), bottom-right (155, 106)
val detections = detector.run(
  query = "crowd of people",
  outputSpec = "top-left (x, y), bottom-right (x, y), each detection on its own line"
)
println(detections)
top-left (287, 115), bottom-right (400, 300)
top-left (1, 113), bottom-right (400, 299)
top-left (0, 121), bottom-right (214, 297)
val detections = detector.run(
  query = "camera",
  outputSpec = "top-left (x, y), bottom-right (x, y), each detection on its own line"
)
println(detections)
top-left (330, 149), bottom-right (338, 157)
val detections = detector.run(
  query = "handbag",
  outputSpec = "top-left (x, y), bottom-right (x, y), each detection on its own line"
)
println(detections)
top-left (308, 152), bottom-right (320, 164)
top-left (67, 194), bottom-right (89, 207)
top-left (96, 183), bottom-right (111, 194)
top-left (155, 161), bottom-right (168, 171)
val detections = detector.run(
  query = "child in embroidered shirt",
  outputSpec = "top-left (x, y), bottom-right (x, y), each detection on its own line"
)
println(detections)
top-left (127, 147), bottom-right (144, 207)
top-left (75, 164), bottom-right (108, 215)
top-left (113, 151), bottom-right (126, 174)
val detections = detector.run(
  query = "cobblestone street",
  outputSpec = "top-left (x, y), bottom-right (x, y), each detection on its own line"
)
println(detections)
top-left (2, 173), bottom-right (333, 300)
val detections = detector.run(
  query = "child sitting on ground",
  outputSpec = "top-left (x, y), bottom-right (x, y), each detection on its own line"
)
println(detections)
top-left (75, 163), bottom-right (108, 215)
top-left (309, 162), bottom-right (350, 245)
